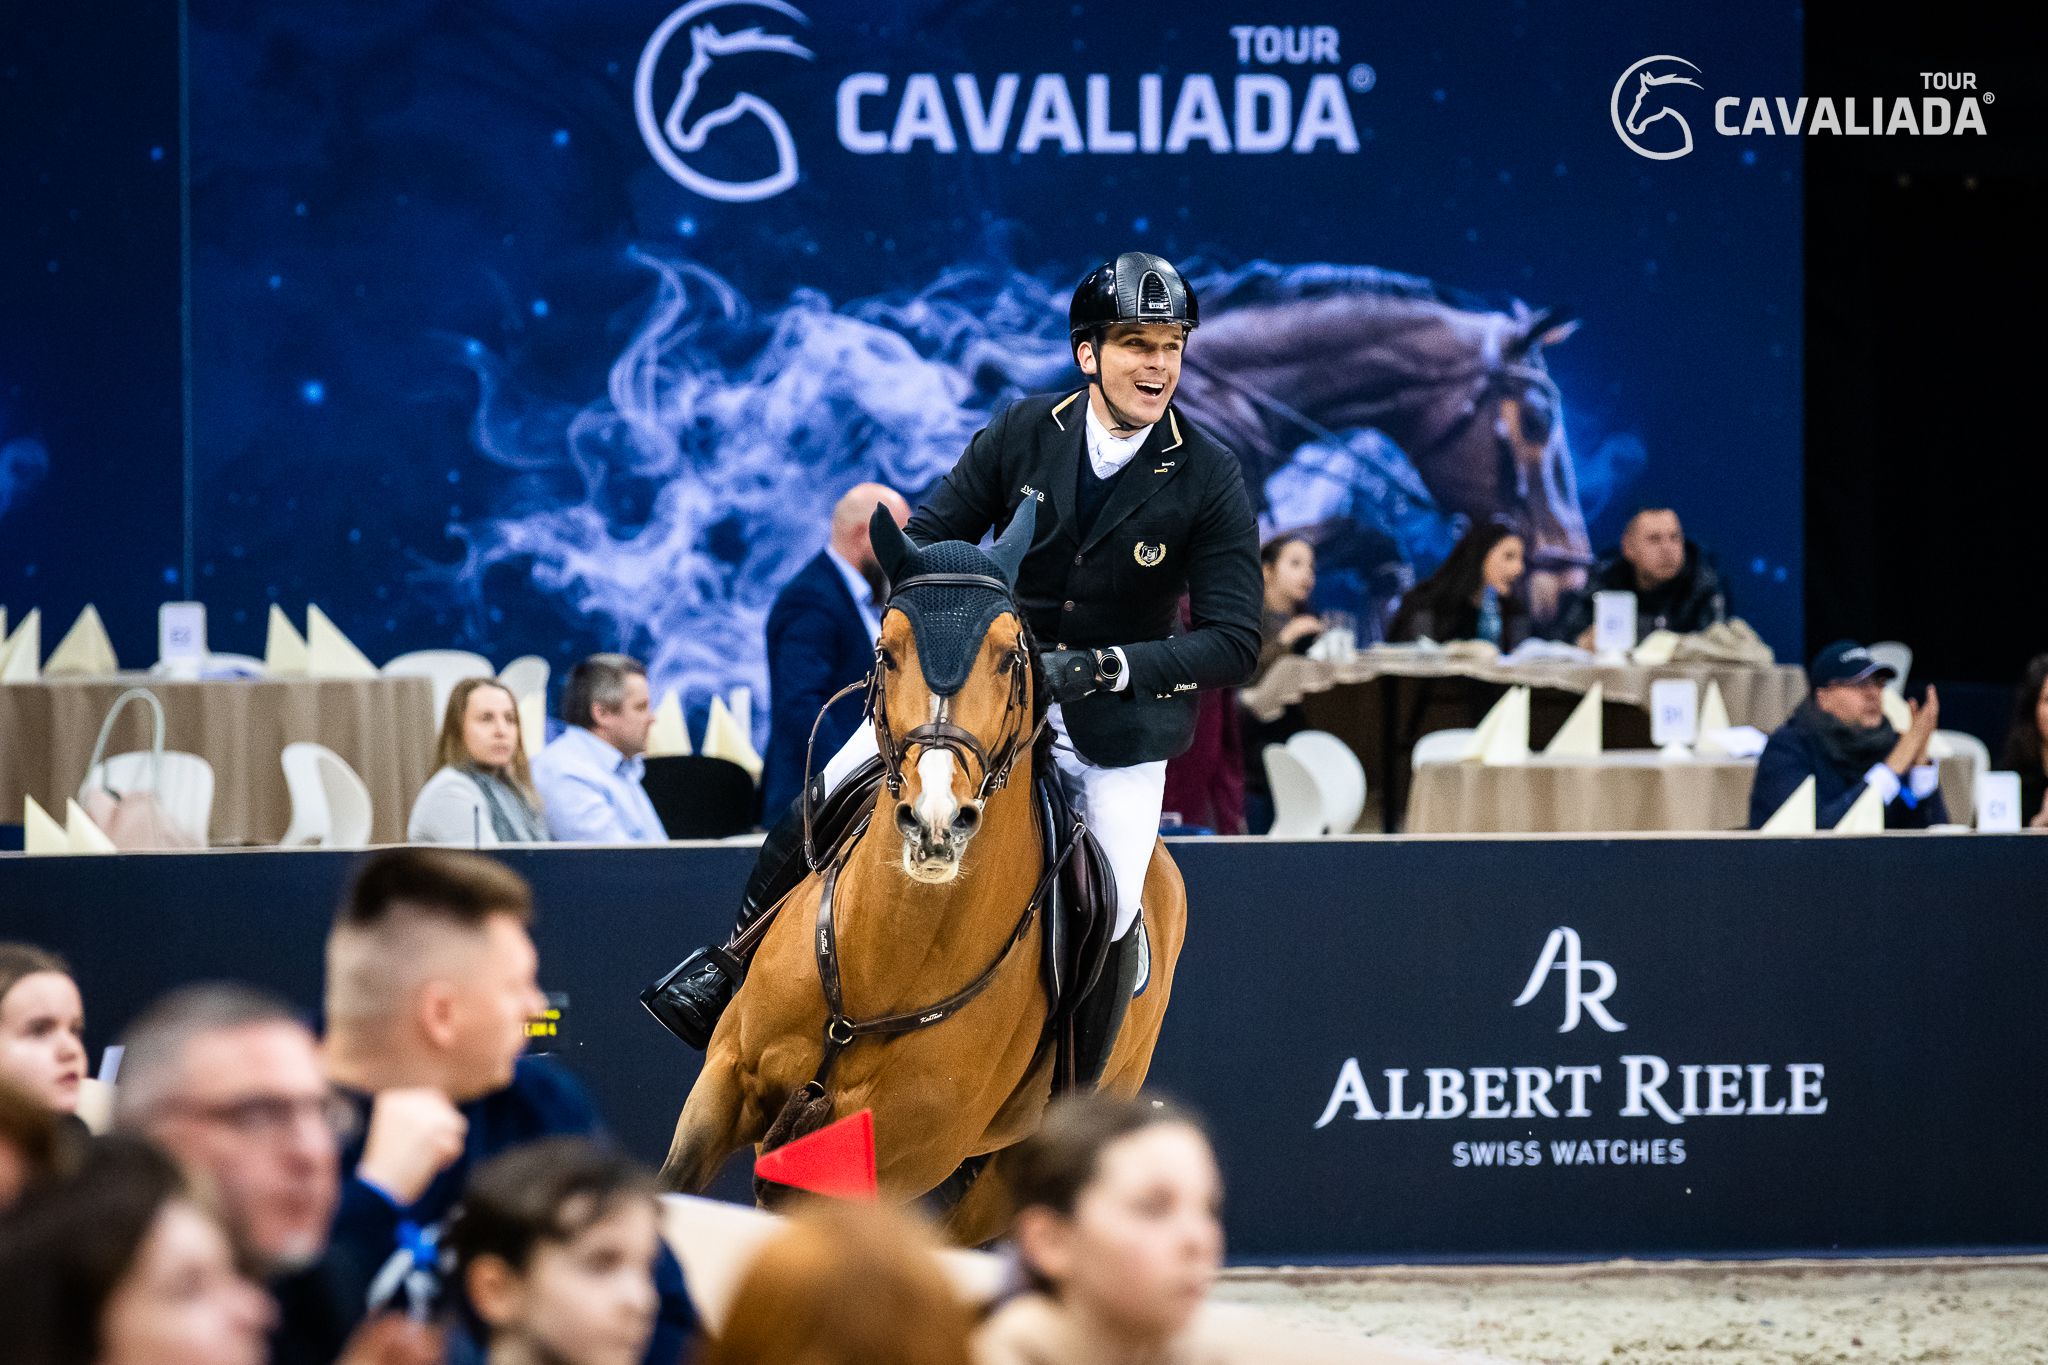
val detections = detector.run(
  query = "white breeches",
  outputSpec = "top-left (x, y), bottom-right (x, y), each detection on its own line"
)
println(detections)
top-left (820, 704), bottom-right (1163, 937)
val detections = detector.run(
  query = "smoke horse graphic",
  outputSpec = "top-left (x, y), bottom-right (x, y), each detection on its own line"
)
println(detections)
top-left (636, 0), bottom-right (815, 203)
top-left (446, 255), bottom-right (1606, 735)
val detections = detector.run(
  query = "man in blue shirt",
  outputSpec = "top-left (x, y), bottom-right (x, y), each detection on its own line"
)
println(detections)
top-left (322, 849), bottom-right (697, 1362)
top-left (531, 654), bottom-right (665, 842)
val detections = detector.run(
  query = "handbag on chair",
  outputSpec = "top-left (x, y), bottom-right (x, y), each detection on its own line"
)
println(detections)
top-left (78, 688), bottom-right (203, 850)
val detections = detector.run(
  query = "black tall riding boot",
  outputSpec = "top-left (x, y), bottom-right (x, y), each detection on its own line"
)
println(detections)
top-left (640, 784), bottom-right (817, 1049)
top-left (1068, 920), bottom-right (1144, 1090)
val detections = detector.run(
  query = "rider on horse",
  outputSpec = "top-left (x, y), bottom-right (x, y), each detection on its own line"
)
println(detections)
top-left (644, 252), bottom-right (1262, 1085)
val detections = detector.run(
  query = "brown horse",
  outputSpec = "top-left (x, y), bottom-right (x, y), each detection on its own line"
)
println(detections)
top-left (658, 509), bottom-right (1187, 1245)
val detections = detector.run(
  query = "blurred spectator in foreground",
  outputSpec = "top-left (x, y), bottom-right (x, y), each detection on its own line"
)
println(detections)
top-left (980, 1092), bottom-right (1224, 1365)
top-left (1386, 520), bottom-right (1528, 650)
top-left (1749, 641), bottom-right (1947, 830)
top-left (446, 1138), bottom-right (665, 1365)
top-left (114, 984), bottom-right (367, 1365)
top-left (532, 654), bottom-right (663, 843)
top-left (1553, 505), bottom-right (1729, 645)
top-left (762, 482), bottom-right (911, 818)
top-left (0, 943), bottom-right (88, 1125)
top-left (1238, 536), bottom-right (1320, 834)
top-left (703, 1198), bottom-right (973, 1365)
top-left (410, 678), bottom-right (551, 846)
top-left (0, 1074), bottom-right (75, 1211)
top-left (2000, 652), bottom-right (2048, 828)
top-left (0, 1134), bottom-right (273, 1365)
top-left (321, 848), bottom-right (696, 1361)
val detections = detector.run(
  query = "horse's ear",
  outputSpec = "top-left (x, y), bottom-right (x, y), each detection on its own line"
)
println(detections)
top-left (989, 497), bottom-right (1037, 588)
top-left (870, 505), bottom-right (914, 583)
top-left (1511, 307), bottom-right (1580, 357)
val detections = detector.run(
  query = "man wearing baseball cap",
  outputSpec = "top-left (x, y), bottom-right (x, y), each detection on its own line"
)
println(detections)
top-left (1747, 640), bottom-right (1948, 828)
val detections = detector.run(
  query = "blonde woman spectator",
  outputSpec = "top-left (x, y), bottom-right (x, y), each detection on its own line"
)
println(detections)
top-left (408, 677), bottom-right (549, 845)
top-left (980, 1093), bottom-right (1225, 1365)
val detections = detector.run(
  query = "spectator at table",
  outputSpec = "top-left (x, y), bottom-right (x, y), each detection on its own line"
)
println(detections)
top-left (1999, 652), bottom-right (2048, 828)
top-left (320, 848), bottom-right (697, 1362)
top-left (1748, 640), bottom-right (1947, 830)
top-left (0, 943), bottom-right (87, 1123)
top-left (531, 654), bottom-right (663, 843)
top-left (0, 1134), bottom-right (275, 1365)
top-left (762, 482), bottom-right (911, 818)
top-left (978, 1092), bottom-right (1224, 1365)
top-left (409, 677), bottom-right (551, 846)
top-left (445, 1139), bottom-right (665, 1365)
top-left (1239, 535), bottom-right (1321, 833)
top-left (1386, 520), bottom-right (1529, 650)
top-left (1553, 505), bottom-right (1730, 645)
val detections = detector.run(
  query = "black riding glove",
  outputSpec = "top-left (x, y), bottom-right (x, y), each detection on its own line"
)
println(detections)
top-left (1040, 649), bottom-right (1099, 703)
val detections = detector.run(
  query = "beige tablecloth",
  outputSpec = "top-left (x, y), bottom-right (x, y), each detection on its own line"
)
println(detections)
top-left (1244, 648), bottom-right (1809, 731)
top-left (0, 675), bottom-right (438, 845)
top-left (1404, 750), bottom-right (1978, 835)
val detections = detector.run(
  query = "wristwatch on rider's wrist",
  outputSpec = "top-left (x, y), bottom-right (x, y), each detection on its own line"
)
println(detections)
top-left (1093, 648), bottom-right (1123, 688)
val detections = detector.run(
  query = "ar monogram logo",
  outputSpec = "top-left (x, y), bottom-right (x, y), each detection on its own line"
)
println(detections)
top-left (1133, 541), bottom-right (1167, 568)
top-left (1511, 927), bottom-right (1626, 1033)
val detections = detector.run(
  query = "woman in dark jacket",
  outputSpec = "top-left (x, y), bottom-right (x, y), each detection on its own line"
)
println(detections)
top-left (1387, 520), bottom-right (1530, 649)
top-left (1238, 534), bottom-right (1322, 834)
top-left (2000, 653), bottom-right (2048, 828)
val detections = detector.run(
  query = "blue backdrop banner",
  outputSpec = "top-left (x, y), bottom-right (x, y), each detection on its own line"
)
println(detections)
top-left (3, 4), bottom-right (1805, 714)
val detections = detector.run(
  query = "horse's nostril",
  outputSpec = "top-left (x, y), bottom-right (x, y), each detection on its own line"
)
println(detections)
top-left (895, 803), bottom-right (920, 837)
top-left (952, 804), bottom-right (982, 837)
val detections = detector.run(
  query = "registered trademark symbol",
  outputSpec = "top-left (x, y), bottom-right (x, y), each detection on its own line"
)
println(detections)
top-left (1349, 63), bottom-right (1375, 93)
top-left (1982, 90), bottom-right (1994, 103)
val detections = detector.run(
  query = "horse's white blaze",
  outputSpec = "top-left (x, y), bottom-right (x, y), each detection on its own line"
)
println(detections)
top-left (913, 749), bottom-right (959, 833)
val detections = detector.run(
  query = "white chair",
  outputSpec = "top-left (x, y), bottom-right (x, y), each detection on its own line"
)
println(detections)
top-left (1285, 730), bottom-right (1367, 834)
top-left (315, 747), bottom-right (374, 847)
top-left (79, 753), bottom-right (216, 846)
top-left (279, 742), bottom-right (373, 847)
top-left (279, 743), bottom-right (331, 846)
top-left (1868, 641), bottom-right (1912, 696)
top-left (1411, 727), bottom-right (1476, 767)
top-left (498, 654), bottom-right (550, 702)
top-left (382, 649), bottom-right (494, 723)
top-left (1261, 745), bottom-right (1329, 838)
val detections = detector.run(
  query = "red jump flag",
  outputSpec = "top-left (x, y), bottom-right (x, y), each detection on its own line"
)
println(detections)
top-left (753, 1108), bottom-right (878, 1201)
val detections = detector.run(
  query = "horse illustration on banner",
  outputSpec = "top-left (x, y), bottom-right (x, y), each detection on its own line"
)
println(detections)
top-left (447, 253), bottom-right (1603, 724)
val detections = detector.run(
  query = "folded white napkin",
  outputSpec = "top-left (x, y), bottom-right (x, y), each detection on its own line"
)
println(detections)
top-left (43, 605), bottom-right (119, 676)
top-left (1460, 685), bottom-right (1530, 765)
top-left (305, 605), bottom-right (377, 679)
top-left (701, 695), bottom-right (762, 779)
top-left (23, 794), bottom-right (70, 854)
top-left (646, 689), bottom-right (692, 758)
top-left (1759, 775), bottom-right (1817, 833)
top-left (0, 608), bottom-right (41, 683)
top-left (65, 799), bottom-right (117, 853)
top-left (1543, 683), bottom-right (1603, 758)
top-left (265, 605), bottom-right (309, 676)
top-left (1833, 780), bottom-right (1886, 834)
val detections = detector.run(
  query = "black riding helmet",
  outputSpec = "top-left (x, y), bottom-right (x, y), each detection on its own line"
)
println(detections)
top-left (1067, 252), bottom-right (1199, 345)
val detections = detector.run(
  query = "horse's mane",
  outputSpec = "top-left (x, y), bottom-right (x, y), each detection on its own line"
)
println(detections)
top-left (1188, 259), bottom-right (1498, 318)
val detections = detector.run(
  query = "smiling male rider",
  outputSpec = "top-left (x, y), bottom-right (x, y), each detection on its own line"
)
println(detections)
top-left (644, 252), bottom-right (1262, 1087)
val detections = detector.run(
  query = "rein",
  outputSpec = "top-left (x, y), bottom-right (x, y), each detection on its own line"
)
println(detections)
top-left (787, 565), bottom-right (1065, 1100)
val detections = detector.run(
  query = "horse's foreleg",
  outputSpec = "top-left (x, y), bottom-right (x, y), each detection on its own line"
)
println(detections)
top-left (940, 1155), bottom-right (1017, 1248)
top-left (658, 1044), bottom-right (756, 1193)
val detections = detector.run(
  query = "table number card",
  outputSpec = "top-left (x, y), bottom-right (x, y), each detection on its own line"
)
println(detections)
top-left (1977, 771), bottom-right (2022, 832)
top-left (1649, 678), bottom-right (1699, 748)
top-left (158, 602), bottom-right (208, 674)
top-left (1592, 591), bottom-right (1637, 657)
